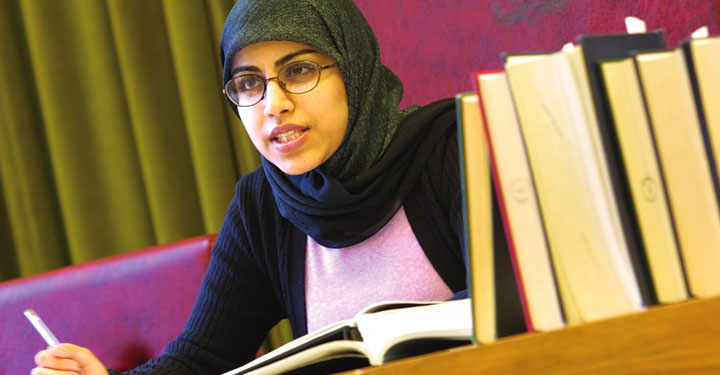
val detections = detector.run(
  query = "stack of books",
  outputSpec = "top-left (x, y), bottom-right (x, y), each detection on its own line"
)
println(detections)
top-left (458, 21), bottom-right (720, 339)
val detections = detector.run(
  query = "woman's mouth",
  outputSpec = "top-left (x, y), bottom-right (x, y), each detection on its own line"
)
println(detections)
top-left (270, 126), bottom-right (309, 153)
top-left (274, 129), bottom-right (305, 143)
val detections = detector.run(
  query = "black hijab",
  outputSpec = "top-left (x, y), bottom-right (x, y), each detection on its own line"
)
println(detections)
top-left (220, 0), bottom-right (455, 247)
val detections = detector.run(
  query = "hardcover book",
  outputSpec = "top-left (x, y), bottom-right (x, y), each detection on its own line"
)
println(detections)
top-left (576, 31), bottom-right (668, 306)
top-left (472, 71), bottom-right (564, 332)
top-left (504, 52), bottom-right (645, 324)
top-left (599, 56), bottom-right (688, 304)
top-left (456, 92), bottom-right (527, 342)
top-left (634, 48), bottom-right (720, 298)
top-left (456, 92), bottom-right (495, 343)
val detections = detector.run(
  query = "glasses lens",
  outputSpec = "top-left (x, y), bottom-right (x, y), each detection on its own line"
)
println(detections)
top-left (280, 61), bottom-right (320, 94)
top-left (227, 75), bottom-right (265, 106)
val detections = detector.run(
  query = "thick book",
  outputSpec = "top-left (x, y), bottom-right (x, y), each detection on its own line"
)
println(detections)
top-left (223, 299), bottom-right (472, 375)
top-left (455, 93), bottom-right (527, 343)
top-left (560, 45), bottom-right (654, 307)
top-left (634, 48), bottom-right (720, 298)
top-left (576, 31), bottom-right (668, 306)
top-left (472, 71), bottom-right (564, 332)
top-left (504, 52), bottom-right (645, 324)
top-left (599, 56), bottom-right (689, 304)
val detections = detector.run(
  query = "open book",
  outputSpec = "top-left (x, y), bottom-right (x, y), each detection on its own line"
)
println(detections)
top-left (223, 299), bottom-right (472, 375)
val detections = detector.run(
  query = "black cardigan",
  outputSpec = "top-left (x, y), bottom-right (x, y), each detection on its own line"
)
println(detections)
top-left (117, 103), bottom-right (469, 375)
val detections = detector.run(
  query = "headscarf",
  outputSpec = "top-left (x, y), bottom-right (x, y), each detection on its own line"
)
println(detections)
top-left (220, 0), bottom-right (454, 247)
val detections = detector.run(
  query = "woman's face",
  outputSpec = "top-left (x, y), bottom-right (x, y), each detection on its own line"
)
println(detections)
top-left (230, 41), bottom-right (349, 175)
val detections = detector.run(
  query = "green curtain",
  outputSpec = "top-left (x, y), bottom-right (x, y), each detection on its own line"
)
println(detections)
top-left (0, 0), bottom-right (291, 349)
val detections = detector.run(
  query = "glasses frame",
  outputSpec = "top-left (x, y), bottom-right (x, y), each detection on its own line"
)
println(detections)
top-left (223, 61), bottom-right (339, 107)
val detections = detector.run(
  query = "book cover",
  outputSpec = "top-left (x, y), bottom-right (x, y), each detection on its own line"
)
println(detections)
top-left (473, 71), bottom-right (564, 332)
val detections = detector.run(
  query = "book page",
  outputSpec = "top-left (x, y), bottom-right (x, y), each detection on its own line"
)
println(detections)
top-left (354, 299), bottom-right (472, 361)
top-left (356, 300), bottom-right (442, 315)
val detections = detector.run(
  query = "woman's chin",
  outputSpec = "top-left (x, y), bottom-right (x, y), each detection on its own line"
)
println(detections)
top-left (274, 162), bottom-right (316, 176)
top-left (267, 152), bottom-right (331, 176)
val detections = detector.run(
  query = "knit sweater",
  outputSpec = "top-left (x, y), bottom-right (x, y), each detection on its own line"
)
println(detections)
top-left (114, 105), bottom-right (466, 375)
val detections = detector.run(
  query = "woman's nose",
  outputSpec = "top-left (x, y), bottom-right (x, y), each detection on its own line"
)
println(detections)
top-left (263, 79), bottom-right (294, 118)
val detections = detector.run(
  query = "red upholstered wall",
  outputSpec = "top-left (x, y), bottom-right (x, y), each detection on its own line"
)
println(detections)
top-left (353, 0), bottom-right (720, 108)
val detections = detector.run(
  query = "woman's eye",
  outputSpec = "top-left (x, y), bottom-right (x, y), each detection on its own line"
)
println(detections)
top-left (283, 63), bottom-right (315, 80)
top-left (238, 76), bottom-right (262, 92)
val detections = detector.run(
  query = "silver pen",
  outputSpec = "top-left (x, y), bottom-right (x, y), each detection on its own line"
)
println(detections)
top-left (23, 308), bottom-right (61, 348)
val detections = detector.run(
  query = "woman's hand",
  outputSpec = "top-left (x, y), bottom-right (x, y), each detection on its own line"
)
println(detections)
top-left (32, 343), bottom-right (109, 375)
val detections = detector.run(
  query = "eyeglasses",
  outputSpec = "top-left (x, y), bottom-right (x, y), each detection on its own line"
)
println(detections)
top-left (223, 60), bottom-right (339, 107)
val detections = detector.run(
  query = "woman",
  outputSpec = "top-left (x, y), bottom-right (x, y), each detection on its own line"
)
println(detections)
top-left (32, 0), bottom-right (468, 373)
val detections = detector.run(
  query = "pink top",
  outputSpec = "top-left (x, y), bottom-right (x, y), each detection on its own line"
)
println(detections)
top-left (304, 206), bottom-right (453, 332)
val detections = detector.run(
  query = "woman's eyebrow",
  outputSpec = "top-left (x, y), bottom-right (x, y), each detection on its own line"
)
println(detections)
top-left (275, 49), bottom-right (318, 68)
top-left (231, 65), bottom-right (261, 76)
top-left (230, 49), bottom-right (318, 77)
